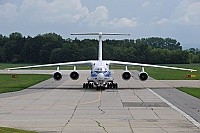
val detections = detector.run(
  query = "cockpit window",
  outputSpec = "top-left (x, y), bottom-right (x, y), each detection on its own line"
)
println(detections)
top-left (94, 67), bottom-right (107, 74)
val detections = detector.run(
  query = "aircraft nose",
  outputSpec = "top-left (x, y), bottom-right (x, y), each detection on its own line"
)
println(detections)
top-left (97, 73), bottom-right (104, 80)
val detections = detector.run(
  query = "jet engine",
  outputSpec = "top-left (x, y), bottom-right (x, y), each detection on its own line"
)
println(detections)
top-left (122, 71), bottom-right (131, 80)
top-left (138, 72), bottom-right (148, 81)
top-left (53, 71), bottom-right (62, 81)
top-left (70, 71), bottom-right (79, 80)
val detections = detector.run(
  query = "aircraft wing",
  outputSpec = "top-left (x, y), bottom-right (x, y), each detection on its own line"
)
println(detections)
top-left (106, 60), bottom-right (197, 72)
top-left (6, 60), bottom-right (96, 70)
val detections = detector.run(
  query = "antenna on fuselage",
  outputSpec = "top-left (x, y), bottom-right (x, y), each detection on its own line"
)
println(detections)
top-left (71, 32), bottom-right (130, 61)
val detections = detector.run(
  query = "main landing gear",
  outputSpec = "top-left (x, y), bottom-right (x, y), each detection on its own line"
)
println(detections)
top-left (107, 83), bottom-right (118, 89)
top-left (83, 83), bottom-right (94, 89)
top-left (82, 82), bottom-right (118, 89)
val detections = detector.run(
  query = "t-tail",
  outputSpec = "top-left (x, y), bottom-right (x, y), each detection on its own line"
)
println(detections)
top-left (71, 32), bottom-right (130, 61)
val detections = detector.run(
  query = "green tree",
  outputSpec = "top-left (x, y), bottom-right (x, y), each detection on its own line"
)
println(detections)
top-left (1, 32), bottom-right (25, 63)
top-left (49, 48), bottom-right (63, 63)
top-left (169, 50), bottom-right (189, 64)
top-left (38, 33), bottom-right (63, 63)
top-left (0, 32), bottom-right (198, 64)
top-left (134, 43), bottom-right (152, 63)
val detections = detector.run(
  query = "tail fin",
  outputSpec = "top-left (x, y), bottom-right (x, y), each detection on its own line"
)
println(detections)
top-left (71, 32), bottom-right (130, 61)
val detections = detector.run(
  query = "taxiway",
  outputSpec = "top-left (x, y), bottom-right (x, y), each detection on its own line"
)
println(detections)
top-left (0, 70), bottom-right (199, 133)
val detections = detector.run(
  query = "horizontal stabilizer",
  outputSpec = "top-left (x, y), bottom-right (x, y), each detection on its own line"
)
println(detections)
top-left (71, 32), bottom-right (130, 61)
top-left (71, 32), bottom-right (130, 36)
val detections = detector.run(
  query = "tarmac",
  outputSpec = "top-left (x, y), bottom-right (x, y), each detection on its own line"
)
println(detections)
top-left (0, 70), bottom-right (200, 133)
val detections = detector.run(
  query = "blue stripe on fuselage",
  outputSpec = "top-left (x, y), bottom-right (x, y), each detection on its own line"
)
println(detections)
top-left (91, 71), bottom-right (110, 77)
top-left (91, 71), bottom-right (98, 77)
top-left (104, 71), bottom-right (110, 77)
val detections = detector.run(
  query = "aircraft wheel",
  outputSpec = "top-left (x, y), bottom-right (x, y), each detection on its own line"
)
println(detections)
top-left (113, 83), bottom-right (116, 89)
top-left (107, 83), bottom-right (110, 89)
top-left (89, 83), bottom-right (91, 88)
top-left (96, 86), bottom-right (99, 90)
top-left (85, 83), bottom-right (88, 88)
top-left (83, 83), bottom-right (86, 88)
top-left (91, 83), bottom-right (94, 88)
top-left (110, 83), bottom-right (113, 89)
top-left (115, 83), bottom-right (118, 89)
top-left (101, 87), bottom-right (105, 90)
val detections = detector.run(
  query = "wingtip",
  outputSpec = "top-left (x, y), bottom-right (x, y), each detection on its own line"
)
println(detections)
top-left (192, 70), bottom-right (197, 72)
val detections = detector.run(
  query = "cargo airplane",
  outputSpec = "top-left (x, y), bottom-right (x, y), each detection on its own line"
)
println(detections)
top-left (7, 32), bottom-right (197, 89)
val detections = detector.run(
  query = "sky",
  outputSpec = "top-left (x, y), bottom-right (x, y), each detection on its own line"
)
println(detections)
top-left (0, 0), bottom-right (200, 49)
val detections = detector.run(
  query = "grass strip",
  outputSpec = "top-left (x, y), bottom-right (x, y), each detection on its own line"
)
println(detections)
top-left (0, 126), bottom-right (37, 133)
top-left (0, 74), bottom-right (51, 94)
top-left (177, 87), bottom-right (200, 99)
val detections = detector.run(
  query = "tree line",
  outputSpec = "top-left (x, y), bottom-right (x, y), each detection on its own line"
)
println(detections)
top-left (0, 32), bottom-right (199, 64)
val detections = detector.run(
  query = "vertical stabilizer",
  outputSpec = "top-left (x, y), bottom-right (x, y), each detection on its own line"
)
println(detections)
top-left (98, 33), bottom-right (103, 61)
top-left (71, 32), bottom-right (130, 61)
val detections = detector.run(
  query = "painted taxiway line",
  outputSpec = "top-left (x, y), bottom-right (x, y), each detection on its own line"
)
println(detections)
top-left (148, 88), bottom-right (200, 128)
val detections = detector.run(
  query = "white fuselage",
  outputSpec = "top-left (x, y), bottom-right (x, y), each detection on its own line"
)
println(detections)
top-left (87, 61), bottom-right (113, 87)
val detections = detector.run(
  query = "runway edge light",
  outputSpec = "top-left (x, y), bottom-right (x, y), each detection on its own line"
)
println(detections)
top-left (185, 74), bottom-right (196, 78)
top-left (12, 75), bottom-right (18, 78)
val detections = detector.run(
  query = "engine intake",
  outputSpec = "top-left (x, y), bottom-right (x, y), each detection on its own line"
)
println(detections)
top-left (70, 71), bottom-right (79, 80)
top-left (138, 72), bottom-right (148, 81)
top-left (122, 71), bottom-right (131, 80)
top-left (53, 71), bottom-right (62, 81)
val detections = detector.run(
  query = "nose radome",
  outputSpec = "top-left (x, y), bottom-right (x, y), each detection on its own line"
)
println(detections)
top-left (97, 73), bottom-right (104, 80)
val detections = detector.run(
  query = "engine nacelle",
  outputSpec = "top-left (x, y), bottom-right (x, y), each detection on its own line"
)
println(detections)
top-left (122, 71), bottom-right (131, 80)
top-left (138, 72), bottom-right (148, 81)
top-left (70, 71), bottom-right (79, 80)
top-left (53, 71), bottom-right (62, 81)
